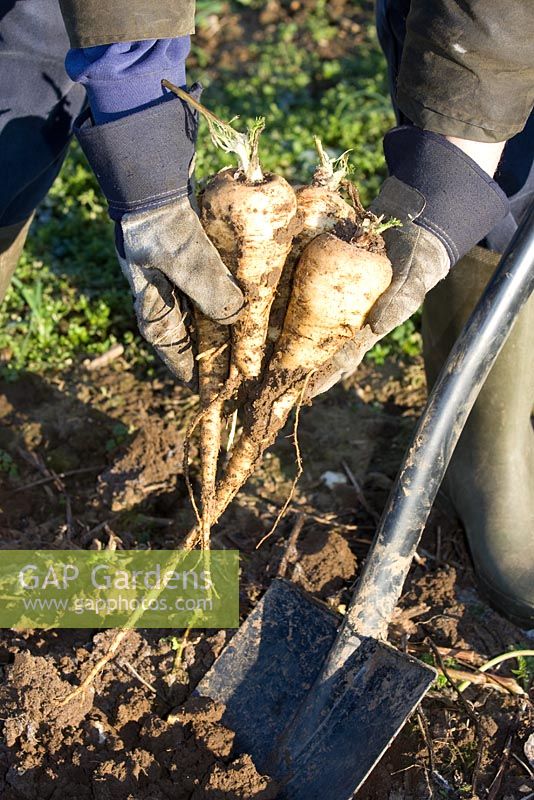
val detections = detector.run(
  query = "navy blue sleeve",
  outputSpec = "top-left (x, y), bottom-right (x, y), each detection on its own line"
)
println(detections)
top-left (384, 127), bottom-right (509, 264)
top-left (65, 37), bottom-right (190, 124)
top-left (66, 38), bottom-right (199, 220)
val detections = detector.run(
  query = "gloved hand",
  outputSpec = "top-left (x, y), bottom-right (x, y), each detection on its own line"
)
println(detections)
top-left (74, 84), bottom-right (243, 387)
top-left (368, 127), bottom-right (509, 335)
top-left (366, 176), bottom-right (450, 335)
top-left (310, 126), bottom-right (510, 395)
top-left (116, 198), bottom-right (242, 385)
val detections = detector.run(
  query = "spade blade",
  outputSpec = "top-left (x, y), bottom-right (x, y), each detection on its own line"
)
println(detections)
top-left (197, 580), bottom-right (434, 799)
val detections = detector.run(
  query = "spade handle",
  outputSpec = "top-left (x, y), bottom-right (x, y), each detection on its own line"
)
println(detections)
top-left (326, 203), bottom-right (534, 673)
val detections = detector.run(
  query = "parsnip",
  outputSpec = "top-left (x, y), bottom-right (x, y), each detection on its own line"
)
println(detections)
top-left (268, 139), bottom-right (356, 344)
top-left (209, 217), bottom-right (393, 524)
top-left (201, 168), bottom-right (298, 378)
top-left (164, 81), bottom-right (300, 542)
top-left (276, 230), bottom-right (391, 370)
top-left (164, 81), bottom-right (397, 539)
top-left (194, 313), bottom-right (229, 548)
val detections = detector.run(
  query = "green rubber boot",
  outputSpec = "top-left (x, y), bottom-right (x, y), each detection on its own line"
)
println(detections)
top-left (423, 246), bottom-right (534, 629)
top-left (0, 217), bottom-right (33, 304)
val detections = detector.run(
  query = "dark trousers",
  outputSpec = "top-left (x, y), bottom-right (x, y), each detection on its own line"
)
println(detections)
top-left (0, 0), bottom-right (85, 227)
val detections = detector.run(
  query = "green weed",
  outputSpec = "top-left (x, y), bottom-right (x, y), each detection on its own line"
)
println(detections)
top-left (0, 449), bottom-right (18, 479)
top-left (105, 422), bottom-right (134, 453)
top-left (511, 650), bottom-right (534, 690)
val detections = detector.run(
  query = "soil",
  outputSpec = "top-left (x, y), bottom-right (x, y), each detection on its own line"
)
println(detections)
top-left (0, 2), bottom-right (532, 798)
top-left (0, 353), bottom-right (532, 799)
top-left (0, 637), bottom-right (277, 799)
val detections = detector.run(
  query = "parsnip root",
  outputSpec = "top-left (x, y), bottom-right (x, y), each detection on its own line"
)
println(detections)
top-left (195, 313), bottom-right (229, 548)
top-left (201, 169), bottom-right (298, 379)
top-left (164, 82), bottom-right (396, 541)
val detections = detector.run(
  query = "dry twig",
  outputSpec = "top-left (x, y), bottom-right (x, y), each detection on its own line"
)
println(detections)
top-left (487, 730), bottom-right (514, 800)
top-left (83, 343), bottom-right (124, 370)
top-left (119, 659), bottom-right (159, 696)
top-left (416, 708), bottom-right (437, 799)
top-left (60, 628), bottom-right (131, 706)
top-left (340, 458), bottom-right (379, 522)
top-left (276, 512), bottom-right (306, 578)
top-left (409, 645), bottom-right (526, 695)
top-left (425, 636), bottom-right (485, 796)
top-left (13, 464), bottom-right (104, 492)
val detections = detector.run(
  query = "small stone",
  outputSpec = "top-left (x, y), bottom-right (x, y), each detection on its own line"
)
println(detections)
top-left (320, 470), bottom-right (348, 489)
top-left (524, 731), bottom-right (534, 767)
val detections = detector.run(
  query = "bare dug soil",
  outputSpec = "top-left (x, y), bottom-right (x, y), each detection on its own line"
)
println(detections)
top-left (0, 2), bottom-right (533, 798)
top-left (0, 354), bottom-right (532, 800)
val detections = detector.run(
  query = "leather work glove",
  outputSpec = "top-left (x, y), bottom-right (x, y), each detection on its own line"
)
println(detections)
top-left (74, 83), bottom-right (243, 387)
top-left (116, 198), bottom-right (243, 385)
top-left (310, 126), bottom-right (510, 396)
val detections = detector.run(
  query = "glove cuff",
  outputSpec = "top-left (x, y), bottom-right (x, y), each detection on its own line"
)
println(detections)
top-left (74, 90), bottom-right (198, 220)
top-left (383, 126), bottom-right (509, 264)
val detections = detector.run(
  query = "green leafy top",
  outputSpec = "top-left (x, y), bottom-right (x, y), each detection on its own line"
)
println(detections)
top-left (162, 80), bottom-right (265, 183)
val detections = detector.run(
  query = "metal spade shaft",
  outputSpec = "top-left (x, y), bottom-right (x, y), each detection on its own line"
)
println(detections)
top-left (321, 201), bottom-right (534, 676)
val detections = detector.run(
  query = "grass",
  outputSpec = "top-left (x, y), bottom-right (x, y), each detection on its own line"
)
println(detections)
top-left (0, 0), bottom-right (420, 377)
top-left (192, 9), bottom-right (393, 203)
